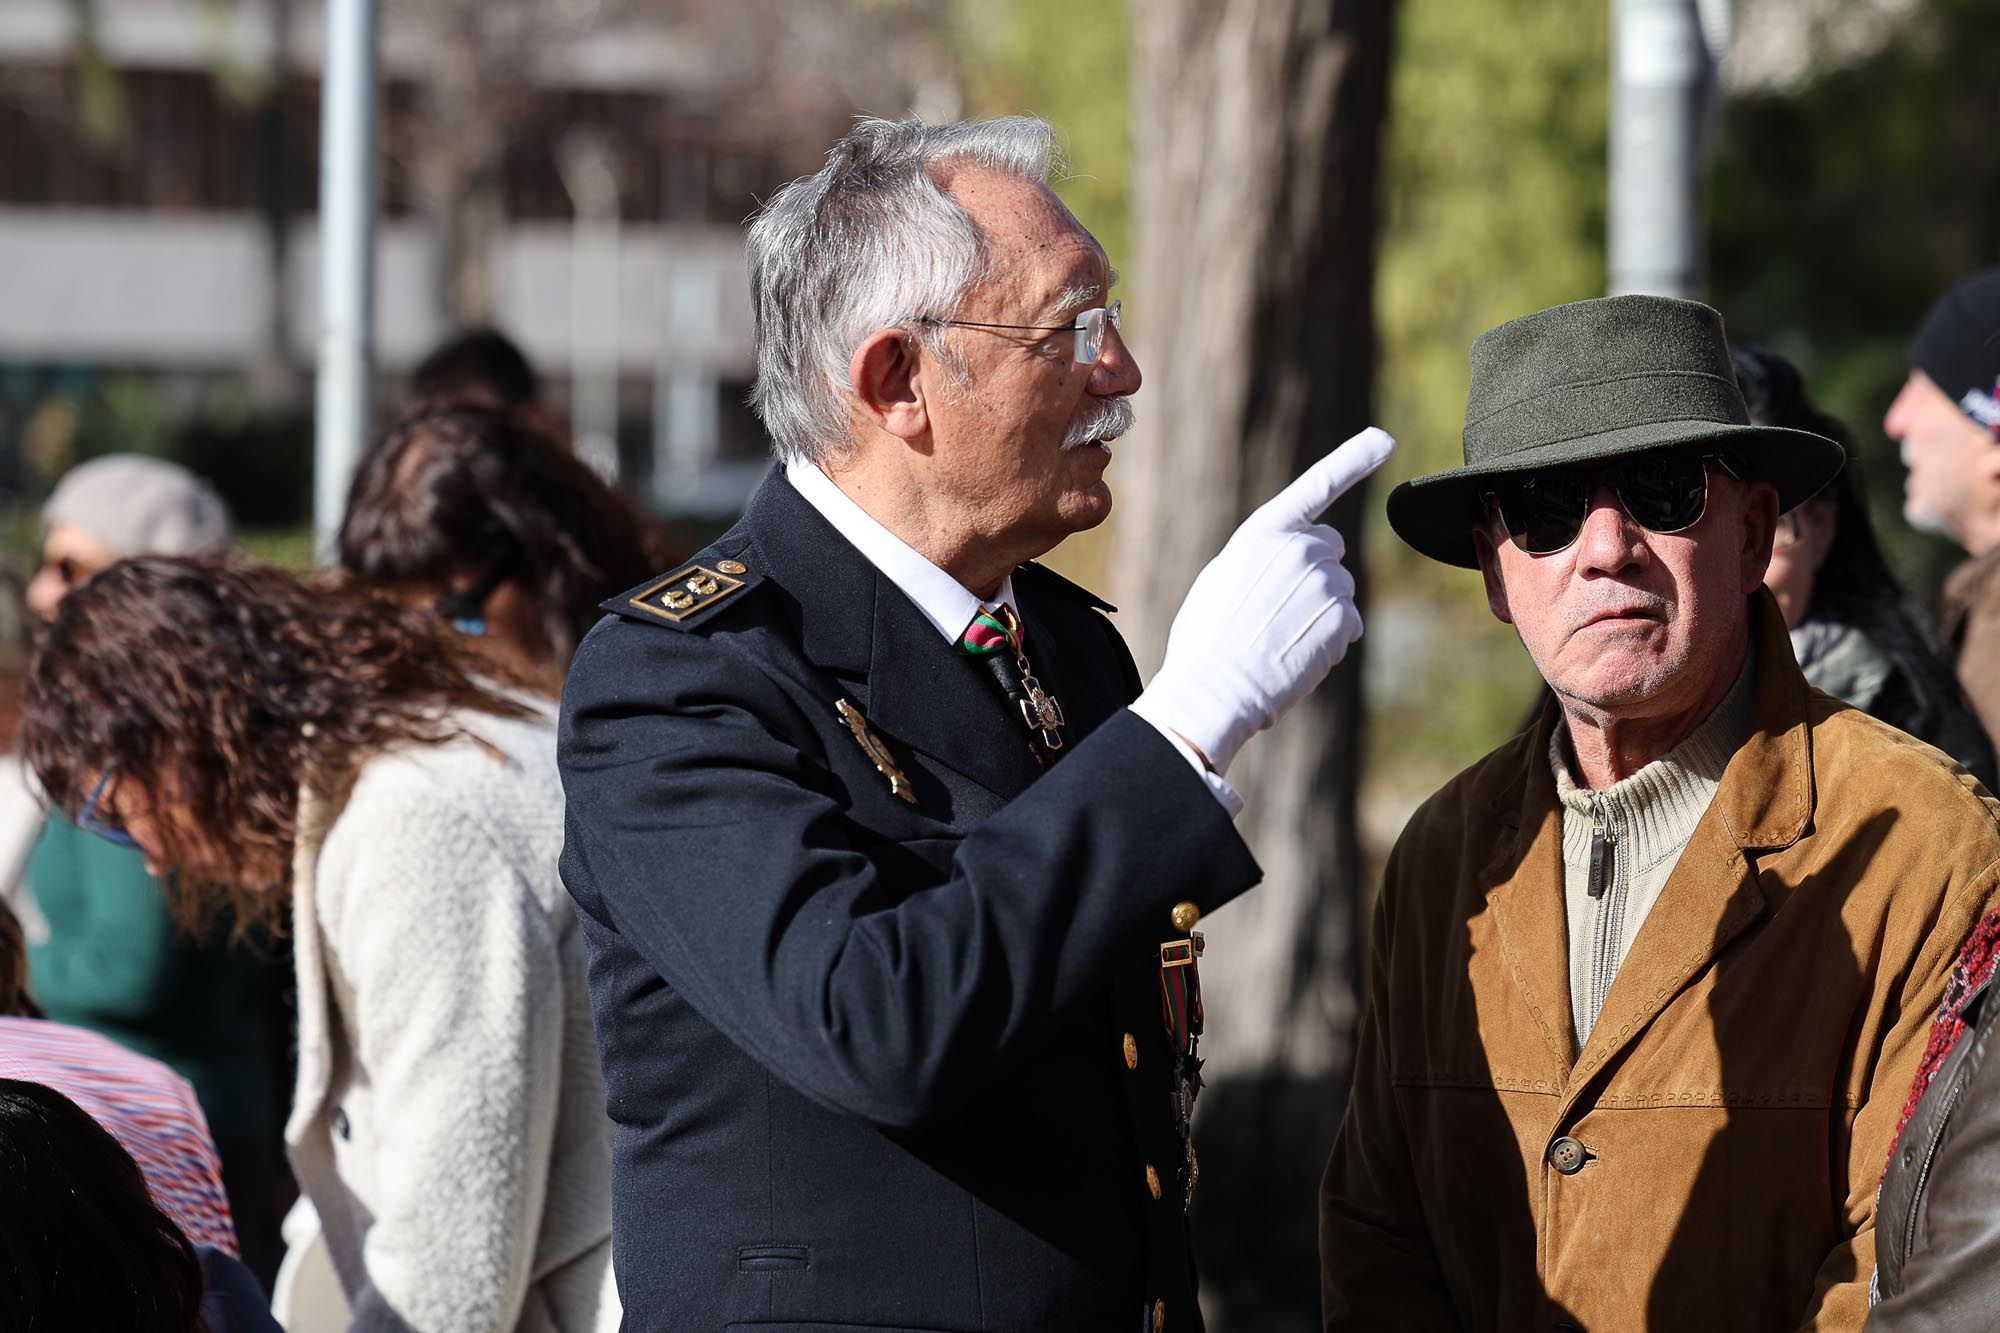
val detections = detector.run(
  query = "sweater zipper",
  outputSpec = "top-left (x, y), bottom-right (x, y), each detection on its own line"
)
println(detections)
top-left (1587, 795), bottom-right (1616, 900)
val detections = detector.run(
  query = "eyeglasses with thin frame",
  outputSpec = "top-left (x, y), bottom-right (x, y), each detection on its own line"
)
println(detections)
top-left (912, 300), bottom-right (1123, 365)
top-left (76, 770), bottom-right (140, 849)
top-left (1483, 452), bottom-right (1745, 556)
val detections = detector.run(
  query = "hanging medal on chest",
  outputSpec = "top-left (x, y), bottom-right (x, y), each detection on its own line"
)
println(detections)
top-left (1015, 665), bottom-right (1066, 753)
top-left (1160, 930), bottom-right (1205, 1210)
top-left (956, 603), bottom-right (1066, 762)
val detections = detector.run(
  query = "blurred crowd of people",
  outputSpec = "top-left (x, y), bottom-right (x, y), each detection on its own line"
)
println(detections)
top-left (2, 107), bottom-right (2000, 1333)
top-left (1, 327), bottom-right (668, 1330)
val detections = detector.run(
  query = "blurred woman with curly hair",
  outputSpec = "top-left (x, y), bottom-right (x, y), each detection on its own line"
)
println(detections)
top-left (20, 555), bottom-right (619, 1333)
top-left (338, 401), bottom-right (668, 694)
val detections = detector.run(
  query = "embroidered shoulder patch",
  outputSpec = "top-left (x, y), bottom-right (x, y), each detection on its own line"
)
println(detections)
top-left (628, 563), bottom-right (749, 623)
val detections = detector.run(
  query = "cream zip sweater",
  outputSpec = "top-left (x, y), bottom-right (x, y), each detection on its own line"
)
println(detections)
top-left (1552, 660), bottom-right (1753, 1048)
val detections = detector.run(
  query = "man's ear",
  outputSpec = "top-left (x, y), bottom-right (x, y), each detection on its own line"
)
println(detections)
top-left (1472, 522), bottom-right (1515, 626)
top-left (849, 329), bottom-right (929, 442)
top-left (1738, 479), bottom-right (1780, 594)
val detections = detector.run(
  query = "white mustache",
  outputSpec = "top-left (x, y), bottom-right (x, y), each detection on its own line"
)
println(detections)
top-left (1064, 397), bottom-right (1136, 450)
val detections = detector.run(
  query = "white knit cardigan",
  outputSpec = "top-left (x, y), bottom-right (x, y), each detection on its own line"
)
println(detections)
top-left (282, 701), bottom-right (618, 1333)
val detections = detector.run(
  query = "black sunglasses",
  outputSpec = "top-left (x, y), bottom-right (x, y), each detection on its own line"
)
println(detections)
top-left (1484, 451), bottom-right (1744, 556)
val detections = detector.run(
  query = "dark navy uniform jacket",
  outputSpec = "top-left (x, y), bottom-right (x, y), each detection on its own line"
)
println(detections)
top-left (558, 471), bottom-right (1262, 1333)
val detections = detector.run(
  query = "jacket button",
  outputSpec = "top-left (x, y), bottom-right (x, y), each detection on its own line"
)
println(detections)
top-left (1145, 1164), bottom-right (1163, 1200)
top-left (332, 1108), bottom-right (351, 1141)
top-left (1123, 1032), bottom-right (1139, 1070)
top-left (1547, 1136), bottom-right (1587, 1175)
top-left (1153, 1298), bottom-right (1166, 1332)
top-left (1902, 1146), bottom-right (1916, 1169)
top-left (1171, 901), bottom-right (1201, 932)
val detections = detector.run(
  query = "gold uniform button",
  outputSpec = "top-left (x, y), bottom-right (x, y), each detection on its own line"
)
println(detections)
top-left (1170, 901), bottom-right (1201, 933)
top-left (1145, 1164), bottom-right (1162, 1200)
top-left (1153, 1298), bottom-right (1166, 1332)
top-left (716, 559), bottom-right (747, 575)
top-left (1122, 1032), bottom-right (1139, 1070)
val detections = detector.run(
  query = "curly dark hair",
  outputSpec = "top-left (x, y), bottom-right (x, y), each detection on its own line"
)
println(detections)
top-left (0, 1078), bottom-right (208, 1331)
top-left (20, 555), bottom-right (533, 929)
top-left (338, 401), bottom-right (663, 680)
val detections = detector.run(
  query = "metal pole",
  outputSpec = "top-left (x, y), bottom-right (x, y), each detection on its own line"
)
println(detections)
top-left (559, 130), bottom-right (623, 483)
top-left (1608, 0), bottom-right (1726, 298)
top-left (313, 0), bottom-right (380, 560)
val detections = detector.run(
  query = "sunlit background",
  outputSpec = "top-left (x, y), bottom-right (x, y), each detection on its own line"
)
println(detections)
top-left (1, 1), bottom-right (1993, 1326)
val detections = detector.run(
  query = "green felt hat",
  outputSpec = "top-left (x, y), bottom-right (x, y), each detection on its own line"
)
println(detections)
top-left (1387, 294), bottom-right (1847, 568)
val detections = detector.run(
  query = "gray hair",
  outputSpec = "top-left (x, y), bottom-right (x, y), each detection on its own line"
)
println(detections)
top-left (745, 116), bottom-right (1060, 465)
top-left (42, 454), bottom-right (234, 557)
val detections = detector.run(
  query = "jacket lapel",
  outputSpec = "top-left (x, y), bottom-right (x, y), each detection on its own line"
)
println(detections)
top-left (745, 470), bottom-right (1047, 801)
top-left (1561, 595), bottom-right (1813, 1107)
top-left (1485, 710), bottom-right (1580, 1081)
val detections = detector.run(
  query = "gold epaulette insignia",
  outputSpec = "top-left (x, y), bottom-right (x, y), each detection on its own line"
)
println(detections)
top-left (629, 563), bottom-right (749, 623)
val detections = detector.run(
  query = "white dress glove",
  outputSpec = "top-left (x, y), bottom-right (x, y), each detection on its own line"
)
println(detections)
top-left (1131, 427), bottom-right (1395, 779)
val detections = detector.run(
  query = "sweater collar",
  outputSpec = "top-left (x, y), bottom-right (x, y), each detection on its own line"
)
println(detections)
top-left (1550, 654), bottom-right (1753, 872)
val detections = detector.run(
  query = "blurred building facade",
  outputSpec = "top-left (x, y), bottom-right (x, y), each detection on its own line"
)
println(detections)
top-left (0, 0), bottom-right (828, 521)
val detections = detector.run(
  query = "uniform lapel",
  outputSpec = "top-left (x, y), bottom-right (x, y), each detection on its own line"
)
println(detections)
top-left (745, 470), bottom-right (1046, 801)
top-left (862, 571), bottom-right (1048, 798)
top-left (1010, 563), bottom-right (1131, 736)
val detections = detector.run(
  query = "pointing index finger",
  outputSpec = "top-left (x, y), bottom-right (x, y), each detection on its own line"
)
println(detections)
top-left (1250, 427), bottom-right (1397, 531)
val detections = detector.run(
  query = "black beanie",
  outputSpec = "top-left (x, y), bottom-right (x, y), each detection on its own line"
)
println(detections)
top-left (1909, 267), bottom-right (2000, 433)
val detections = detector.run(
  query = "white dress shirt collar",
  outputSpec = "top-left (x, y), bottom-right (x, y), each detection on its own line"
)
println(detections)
top-left (785, 460), bottom-right (1016, 643)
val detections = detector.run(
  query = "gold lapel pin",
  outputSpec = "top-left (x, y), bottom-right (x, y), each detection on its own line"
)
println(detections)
top-left (836, 699), bottom-right (918, 804)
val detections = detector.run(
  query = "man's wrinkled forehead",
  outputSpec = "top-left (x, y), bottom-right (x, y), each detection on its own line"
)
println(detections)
top-left (941, 165), bottom-right (1105, 282)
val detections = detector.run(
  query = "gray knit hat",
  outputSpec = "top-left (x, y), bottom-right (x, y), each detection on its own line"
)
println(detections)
top-left (1387, 294), bottom-right (1846, 568)
top-left (41, 454), bottom-right (234, 557)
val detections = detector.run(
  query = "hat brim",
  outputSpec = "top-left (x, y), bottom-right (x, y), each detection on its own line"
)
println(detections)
top-left (1385, 419), bottom-right (1847, 569)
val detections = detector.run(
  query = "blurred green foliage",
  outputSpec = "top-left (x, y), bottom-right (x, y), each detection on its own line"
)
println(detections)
top-left (1365, 0), bottom-right (1611, 792)
top-left (1, 371), bottom-right (312, 550)
top-left (957, 0), bottom-right (1129, 592)
top-left (957, 0), bottom-right (1131, 280)
top-left (238, 526), bottom-right (316, 570)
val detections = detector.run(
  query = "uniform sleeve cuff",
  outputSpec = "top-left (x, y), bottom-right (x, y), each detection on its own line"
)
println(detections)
top-left (1150, 719), bottom-right (1245, 820)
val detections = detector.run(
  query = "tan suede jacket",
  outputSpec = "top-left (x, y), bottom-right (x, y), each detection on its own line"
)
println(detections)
top-left (1321, 599), bottom-right (2000, 1332)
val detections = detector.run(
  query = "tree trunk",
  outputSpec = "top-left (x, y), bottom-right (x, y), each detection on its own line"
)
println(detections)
top-left (1119, 3), bottom-right (1396, 1328)
top-left (412, 2), bottom-right (510, 329)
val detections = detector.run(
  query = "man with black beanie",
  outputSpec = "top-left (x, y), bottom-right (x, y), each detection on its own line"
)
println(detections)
top-left (1889, 267), bottom-right (2000, 750)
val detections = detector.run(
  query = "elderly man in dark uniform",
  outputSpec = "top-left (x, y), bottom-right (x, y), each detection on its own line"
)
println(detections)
top-left (558, 115), bottom-right (1392, 1333)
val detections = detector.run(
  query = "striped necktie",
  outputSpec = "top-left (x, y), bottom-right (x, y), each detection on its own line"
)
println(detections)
top-left (955, 603), bottom-right (1066, 758)
top-left (958, 604), bottom-right (1024, 658)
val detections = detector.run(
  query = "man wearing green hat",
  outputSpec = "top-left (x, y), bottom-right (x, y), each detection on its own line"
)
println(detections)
top-left (1319, 294), bottom-right (2000, 1331)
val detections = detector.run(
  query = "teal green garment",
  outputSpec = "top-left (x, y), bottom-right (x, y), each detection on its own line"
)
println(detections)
top-left (25, 816), bottom-right (285, 1143)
